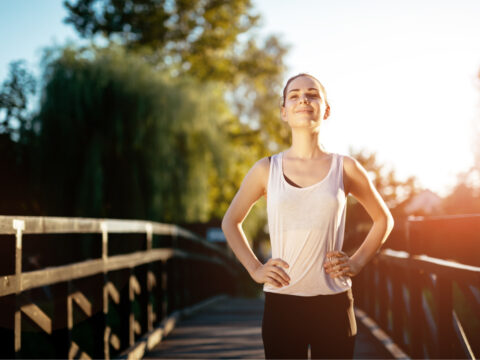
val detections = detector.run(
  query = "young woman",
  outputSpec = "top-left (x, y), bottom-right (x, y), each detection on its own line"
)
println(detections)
top-left (221, 73), bottom-right (394, 359)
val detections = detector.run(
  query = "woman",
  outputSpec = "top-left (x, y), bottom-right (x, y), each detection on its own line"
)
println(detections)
top-left (221, 73), bottom-right (394, 359)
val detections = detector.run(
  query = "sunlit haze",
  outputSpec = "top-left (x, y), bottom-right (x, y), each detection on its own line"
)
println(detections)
top-left (253, 0), bottom-right (480, 197)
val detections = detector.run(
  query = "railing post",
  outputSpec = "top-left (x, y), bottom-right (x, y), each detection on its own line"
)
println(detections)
top-left (129, 270), bottom-right (141, 346)
top-left (13, 219), bottom-right (24, 357)
top-left (407, 218), bottom-right (423, 358)
top-left (145, 223), bottom-right (155, 332)
top-left (378, 259), bottom-right (389, 331)
top-left (161, 260), bottom-right (168, 319)
top-left (0, 216), bottom-right (235, 357)
top-left (101, 221), bottom-right (110, 359)
top-left (52, 282), bottom-right (69, 358)
top-left (390, 269), bottom-right (404, 347)
top-left (436, 276), bottom-right (454, 358)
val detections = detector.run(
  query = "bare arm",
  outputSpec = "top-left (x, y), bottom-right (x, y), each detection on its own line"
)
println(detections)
top-left (325, 155), bottom-right (395, 278)
top-left (221, 158), bottom-right (290, 288)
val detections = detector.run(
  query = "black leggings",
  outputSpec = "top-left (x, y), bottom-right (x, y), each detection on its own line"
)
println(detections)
top-left (262, 288), bottom-right (357, 359)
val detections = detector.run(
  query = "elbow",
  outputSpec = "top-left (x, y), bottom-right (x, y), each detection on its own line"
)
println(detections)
top-left (381, 213), bottom-right (394, 245)
top-left (373, 212), bottom-right (394, 229)
top-left (373, 212), bottom-right (394, 245)
top-left (386, 213), bottom-right (395, 231)
top-left (221, 215), bottom-right (229, 233)
top-left (221, 213), bottom-right (235, 233)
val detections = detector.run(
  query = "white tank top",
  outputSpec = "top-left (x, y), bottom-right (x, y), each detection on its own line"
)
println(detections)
top-left (264, 151), bottom-right (352, 296)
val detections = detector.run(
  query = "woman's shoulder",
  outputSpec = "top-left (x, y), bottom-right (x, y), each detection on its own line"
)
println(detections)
top-left (339, 154), bottom-right (371, 194)
top-left (249, 152), bottom-right (283, 179)
top-left (338, 154), bottom-right (362, 171)
top-left (248, 156), bottom-right (271, 178)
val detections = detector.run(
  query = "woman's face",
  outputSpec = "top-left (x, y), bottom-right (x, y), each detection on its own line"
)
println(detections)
top-left (281, 76), bottom-right (327, 130)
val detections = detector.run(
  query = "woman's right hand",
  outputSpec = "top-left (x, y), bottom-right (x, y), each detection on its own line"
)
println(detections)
top-left (251, 258), bottom-right (291, 287)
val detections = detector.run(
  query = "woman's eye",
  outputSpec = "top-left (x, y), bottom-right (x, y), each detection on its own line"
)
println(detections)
top-left (290, 95), bottom-right (298, 99)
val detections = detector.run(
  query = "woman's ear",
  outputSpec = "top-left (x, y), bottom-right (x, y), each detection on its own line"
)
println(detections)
top-left (323, 103), bottom-right (331, 120)
top-left (281, 106), bottom-right (287, 122)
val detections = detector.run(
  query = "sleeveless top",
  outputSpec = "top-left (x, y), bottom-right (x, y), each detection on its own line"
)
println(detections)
top-left (264, 151), bottom-right (352, 296)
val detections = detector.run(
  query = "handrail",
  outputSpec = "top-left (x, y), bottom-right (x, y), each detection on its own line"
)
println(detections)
top-left (0, 216), bottom-right (228, 255)
top-left (353, 214), bottom-right (480, 359)
top-left (0, 215), bottom-right (240, 359)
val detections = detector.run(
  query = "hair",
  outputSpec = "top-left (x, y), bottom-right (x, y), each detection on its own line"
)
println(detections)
top-left (281, 73), bottom-right (330, 120)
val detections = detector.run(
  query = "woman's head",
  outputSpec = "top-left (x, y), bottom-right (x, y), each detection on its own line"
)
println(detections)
top-left (281, 73), bottom-right (331, 127)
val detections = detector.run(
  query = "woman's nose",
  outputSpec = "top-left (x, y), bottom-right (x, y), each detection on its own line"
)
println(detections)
top-left (299, 94), bottom-right (309, 103)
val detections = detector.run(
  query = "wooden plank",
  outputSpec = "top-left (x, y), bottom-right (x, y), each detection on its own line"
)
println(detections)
top-left (14, 309), bottom-right (20, 352)
top-left (452, 310), bottom-right (476, 359)
top-left (130, 276), bottom-right (141, 296)
top-left (110, 333), bottom-right (121, 350)
top-left (70, 291), bottom-right (92, 317)
top-left (105, 282), bottom-right (120, 305)
top-left (0, 216), bottom-right (100, 234)
top-left (134, 320), bottom-right (141, 335)
top-left (379, 251), bottom-right (480, 282)
top-left (0, 249), bottom-right (174, 297)
top-left (147, 271), bottom-right (156, 291)
top-left (0, 216), bottom-right (174, 235)
top-left (21, 302), bottom-right (52, 334)
top-left (69, 341), bottom-right (92, 360)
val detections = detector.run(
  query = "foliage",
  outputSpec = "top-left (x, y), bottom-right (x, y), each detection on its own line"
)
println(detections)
top-left (0, 61), bottom-right (40, 214)
top-left (62, 0), bottom-right (290, 247)
top-left (64, 0), bottom-right (259, 79)
top-left (35, 45), bottom-right (233, 222)
top-left (0, 60), bottom-right (36, 140)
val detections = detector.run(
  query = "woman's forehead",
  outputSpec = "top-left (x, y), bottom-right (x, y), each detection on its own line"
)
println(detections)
top-left (287, 76), bottom-right (321, 92)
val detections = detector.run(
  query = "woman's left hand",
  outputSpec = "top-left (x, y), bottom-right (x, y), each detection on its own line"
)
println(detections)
top-left (324, 251), bottom-right (361, 278)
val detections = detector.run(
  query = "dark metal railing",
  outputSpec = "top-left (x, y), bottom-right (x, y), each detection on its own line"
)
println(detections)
top-left (0, 216), bottom-right (240, 359)
top-left (353, 214), bottom-right (480, 359)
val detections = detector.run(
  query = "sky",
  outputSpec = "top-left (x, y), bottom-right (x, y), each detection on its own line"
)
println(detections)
top-left (1, 0), bottom-right (480, 197)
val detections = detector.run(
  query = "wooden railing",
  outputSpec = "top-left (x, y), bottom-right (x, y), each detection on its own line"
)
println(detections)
top-left (0, 216), bottom-right (240, 359)
top-left (353, 214), bottom-right (480, 359)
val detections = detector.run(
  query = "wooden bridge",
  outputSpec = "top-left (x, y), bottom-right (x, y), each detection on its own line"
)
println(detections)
top-left (0, 214), bottom-right (478, 359)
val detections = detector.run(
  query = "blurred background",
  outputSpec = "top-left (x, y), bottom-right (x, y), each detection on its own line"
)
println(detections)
top-left (1, 0), bottom-right (480, 258)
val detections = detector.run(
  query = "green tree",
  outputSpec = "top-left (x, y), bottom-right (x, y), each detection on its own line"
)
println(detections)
top-left (0, 60), bottom-right (36, 140)
top-left (62, 0), bottom-right (289, 248)
top-left (35, 44), bottom-right (233, 222)
top-left (64, 0), bottom-right (260, 78)
top-left (0, 61), bottom-right (39, 214)
top-left (63, 0), bottom-right (290, 147)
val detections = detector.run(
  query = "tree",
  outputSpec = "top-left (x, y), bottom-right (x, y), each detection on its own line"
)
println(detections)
top-left (63, 0), bottom-right (290, 149)
top-left (64, 0), bottom-right (272, 80)
top-left (0, 61), bottom-right (39, 214)
top-left (0, 60), bottom-right (36, 140)
top-left (62, 0), bottom-right (290, 248)
top-left (35, 45), bottom-right (233, 222)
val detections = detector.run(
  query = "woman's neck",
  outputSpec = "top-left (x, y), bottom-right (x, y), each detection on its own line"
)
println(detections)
top-left (287, 129), bottom-right (326, 159)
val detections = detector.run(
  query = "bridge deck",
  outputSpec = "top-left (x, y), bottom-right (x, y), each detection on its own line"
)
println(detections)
top-left (145, 296), bottom-right (395, 359)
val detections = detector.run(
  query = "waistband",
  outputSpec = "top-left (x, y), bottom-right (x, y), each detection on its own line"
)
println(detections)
top-left (264, 288), bottom-right (353, 304)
